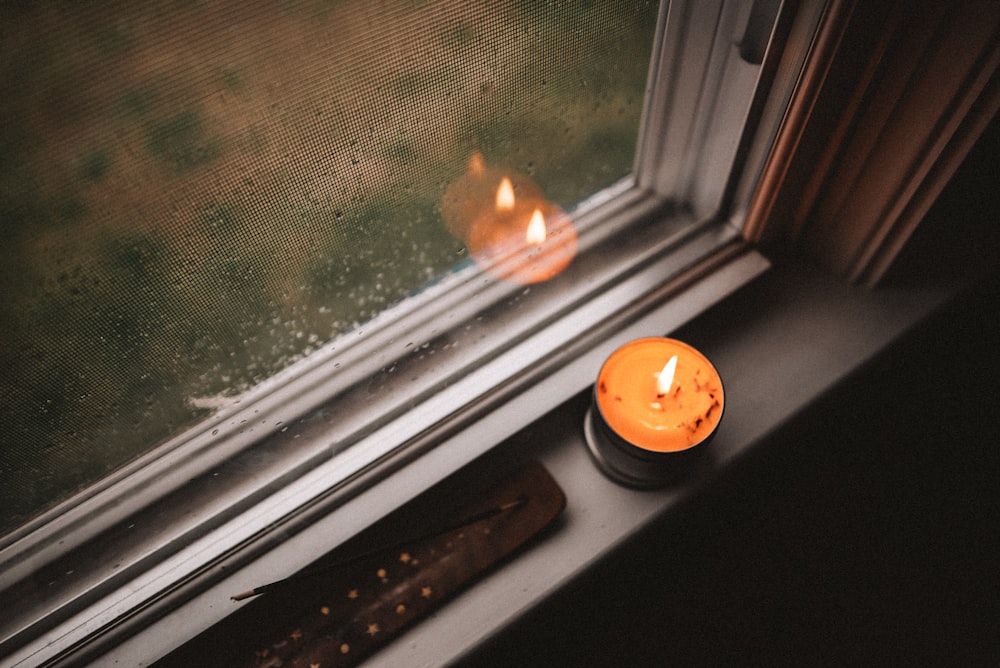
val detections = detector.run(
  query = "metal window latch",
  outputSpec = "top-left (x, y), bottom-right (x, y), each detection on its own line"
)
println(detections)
top-left (738, 0), bottom-right (782, 65)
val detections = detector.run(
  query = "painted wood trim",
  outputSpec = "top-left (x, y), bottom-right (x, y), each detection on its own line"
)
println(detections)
top-left (744, 0), bottom-right (1000, 286)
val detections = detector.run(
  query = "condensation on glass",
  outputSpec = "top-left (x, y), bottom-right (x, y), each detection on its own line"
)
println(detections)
top-left (0, 1), bottom-right (659, 532)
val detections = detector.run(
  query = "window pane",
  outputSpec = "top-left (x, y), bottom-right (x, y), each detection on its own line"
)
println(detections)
top-left (1, 1), bottom-right (658, 531)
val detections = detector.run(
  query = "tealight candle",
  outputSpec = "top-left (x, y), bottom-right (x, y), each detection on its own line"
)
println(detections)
top-left (585, 337), bottom-right (724, 487)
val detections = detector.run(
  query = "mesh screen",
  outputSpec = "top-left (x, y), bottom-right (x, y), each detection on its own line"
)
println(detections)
top-left (0, 0), bottom-right (658, 531)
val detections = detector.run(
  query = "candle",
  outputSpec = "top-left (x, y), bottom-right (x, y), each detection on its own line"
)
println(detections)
top-left (465, 177), bottom-right (578, 285)
top-left (585, 337), bottom-right (724, 487)
top-left (597, 337), bottom-right (723, 451)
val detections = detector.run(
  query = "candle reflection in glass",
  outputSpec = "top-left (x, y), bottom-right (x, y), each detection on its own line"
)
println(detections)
top-left (440, 154), bottom-right (577, 285)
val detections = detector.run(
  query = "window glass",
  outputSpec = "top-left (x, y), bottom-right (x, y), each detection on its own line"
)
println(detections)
top-left (1, 0), bottom-right (658, 532)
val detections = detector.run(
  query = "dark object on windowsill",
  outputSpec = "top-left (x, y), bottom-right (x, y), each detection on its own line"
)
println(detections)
top-left (155, 461), bottom-right (566, 667)
top-left (229, 496), bottom-right (529, 602)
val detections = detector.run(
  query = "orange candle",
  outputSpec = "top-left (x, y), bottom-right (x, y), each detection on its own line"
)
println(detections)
top-left (596, 337), bottom-right (724, 452)
top-left (585, 337), bottom-right (723, 487)
top-left (465, 177), bottom-right (577, 285)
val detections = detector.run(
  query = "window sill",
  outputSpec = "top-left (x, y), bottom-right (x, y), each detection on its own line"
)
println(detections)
top-left (93, 254), bottom-right (980, 666)
top-left (2, 215), bottom-right (761, 666)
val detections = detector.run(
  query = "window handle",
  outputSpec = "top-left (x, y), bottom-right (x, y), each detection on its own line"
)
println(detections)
top-left (739, 0), bottom-right (782, 65)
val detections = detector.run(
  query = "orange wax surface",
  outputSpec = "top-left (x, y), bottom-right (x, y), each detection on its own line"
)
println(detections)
top-left (466, 199), bottom-right (577, 285)
top-left (596, 337), bottom-right (724, 452)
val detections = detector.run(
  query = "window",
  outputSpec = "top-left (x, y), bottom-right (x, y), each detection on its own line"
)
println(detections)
top-left (0, 0), bottom-right (843, 663)
top-left (2, 0), bottom-right (659, 533)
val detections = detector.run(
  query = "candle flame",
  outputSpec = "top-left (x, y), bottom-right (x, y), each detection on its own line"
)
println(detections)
top-left (496, 177), bottom-right (515, 210)
top-left (526, 209), bottom-right (546, 245)
top-left (656, 355), bottom-right (678, 396)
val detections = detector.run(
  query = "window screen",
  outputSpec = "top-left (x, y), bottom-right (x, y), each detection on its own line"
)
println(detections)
top-left (1, 1), bottom-right (659, 532)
